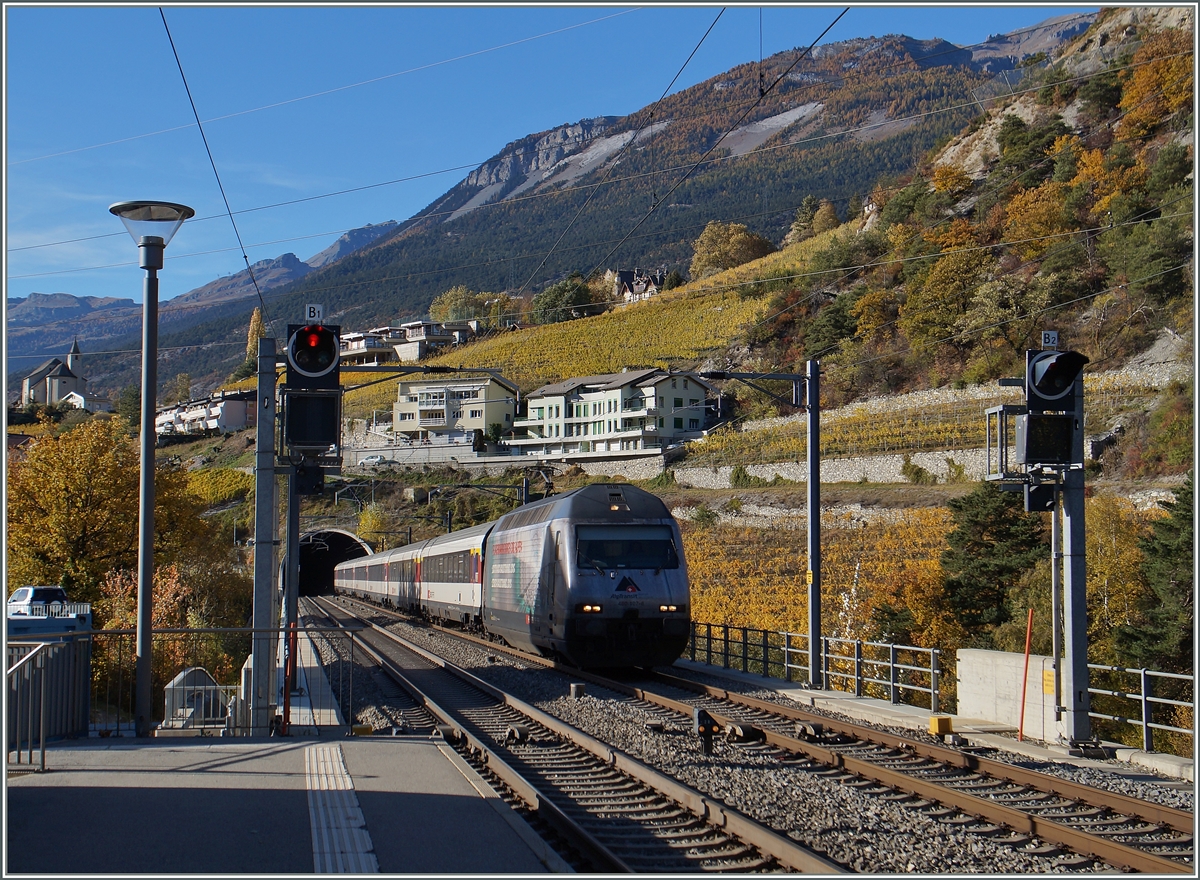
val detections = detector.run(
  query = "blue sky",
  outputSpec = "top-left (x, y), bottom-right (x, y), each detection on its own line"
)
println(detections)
top-left (5, 4), bottom-right (1095, 308)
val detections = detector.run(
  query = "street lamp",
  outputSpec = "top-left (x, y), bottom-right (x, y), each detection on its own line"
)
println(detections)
top-left (109, 200), bottom-right (194, 738)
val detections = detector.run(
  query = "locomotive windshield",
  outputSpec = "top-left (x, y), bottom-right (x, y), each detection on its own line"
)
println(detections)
top-left (576, 525), bottom-right (679, 570)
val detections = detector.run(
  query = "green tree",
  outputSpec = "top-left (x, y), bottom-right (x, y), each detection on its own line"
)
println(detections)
top-left (940, 481), bottom-right (1047, 646)
top-left (788, 194), bottom-right (821, 242)
top-left (115, 384), bottom-right (141, 430)
top-left (1114, 474), bottom-right (1193, 673)
top-left (531, 274), bottom-right (593, 324)
top-left (689, 221), bottom-right (776, 278)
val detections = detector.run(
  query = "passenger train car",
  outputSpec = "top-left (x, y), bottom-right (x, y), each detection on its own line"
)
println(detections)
top-left (333, 483), bottom-right (690, 668)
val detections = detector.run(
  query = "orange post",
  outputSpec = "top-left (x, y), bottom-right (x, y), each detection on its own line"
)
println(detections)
top-left (1018, 608), bottom-right (1034, 742)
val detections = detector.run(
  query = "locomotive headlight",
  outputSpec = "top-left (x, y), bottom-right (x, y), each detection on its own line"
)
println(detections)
top-left (577, 603), bottom-right (603, 613)
top-left (659, 604), bottom-right (678, 612)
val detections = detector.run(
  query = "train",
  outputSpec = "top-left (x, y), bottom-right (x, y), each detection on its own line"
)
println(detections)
top-left (332, 483), bottom-right (691, 668)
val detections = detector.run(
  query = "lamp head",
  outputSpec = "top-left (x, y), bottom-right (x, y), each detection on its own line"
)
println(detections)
top-left (109, 201), bottom-right (195, 247)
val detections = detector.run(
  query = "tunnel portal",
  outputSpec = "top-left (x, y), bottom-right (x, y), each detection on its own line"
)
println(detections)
top-left (298, 529), bottom-right (372, 596)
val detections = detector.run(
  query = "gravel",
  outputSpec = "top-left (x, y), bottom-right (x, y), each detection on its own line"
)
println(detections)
top-left (314, 604), bottom-right (1192, 874)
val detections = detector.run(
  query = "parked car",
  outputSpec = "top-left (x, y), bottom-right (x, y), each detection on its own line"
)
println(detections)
top-left (360, 455), bottom-right (388, 467)
top-left (7, 586), bottom-right (68, 617)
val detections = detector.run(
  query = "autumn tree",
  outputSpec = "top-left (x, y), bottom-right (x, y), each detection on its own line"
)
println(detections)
top-left (429, 285), bottom-right (489, 322)
top-left (358, 503), bottom-right (398, 552)
top-left (229, 307), bottom-right (267, 381)
top-left (1117, 29), bottom-right (1194, 139)
top-left (898, 249), bottom-right (994, 354)
top-left (689, 221), bottom-right (776, 278)
top-left (940, 481), bottom-right (1046, 647)
top-left (811, 199), bottom-right (842, 234)
top-left (6, 417), bottom-right (218, 611)
top-left (930, 164), bottom-right (972, 199)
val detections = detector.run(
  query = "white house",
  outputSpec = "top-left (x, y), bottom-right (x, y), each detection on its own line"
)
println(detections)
top-left (60, 391), bottom-right (113, 413)
top-left (507, 368), bottom-right (715, 457)
top-left (392, 374), bottom-right (517, 444)
top-left (392, 320), bottom-right (478, 362)
top-left (339, 330), bottom-right (393, 366)
top-left (155, 391), bottom-right (257, 437)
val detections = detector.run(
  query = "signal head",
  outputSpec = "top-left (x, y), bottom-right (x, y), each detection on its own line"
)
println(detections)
top-left (1026, 349), bottom-right (1088, 412)
top-left (288, 324), bottom-right (339, 378)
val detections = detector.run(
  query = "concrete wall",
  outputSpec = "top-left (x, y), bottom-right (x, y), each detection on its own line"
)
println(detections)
top-left (957, 648), bottom-right (1060, 742)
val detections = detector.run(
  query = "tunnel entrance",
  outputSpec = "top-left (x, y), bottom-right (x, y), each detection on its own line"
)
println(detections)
top-left (298, 529), bottom-right (372, 596)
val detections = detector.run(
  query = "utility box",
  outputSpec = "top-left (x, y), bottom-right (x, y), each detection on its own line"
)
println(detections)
top-left (159, 667), bottom-right (228, 734)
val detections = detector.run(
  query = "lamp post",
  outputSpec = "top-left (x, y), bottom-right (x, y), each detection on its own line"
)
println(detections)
top-left (109, 200), bottom-right (194, 738)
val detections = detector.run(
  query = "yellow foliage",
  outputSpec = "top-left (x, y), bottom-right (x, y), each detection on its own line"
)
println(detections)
top-left (1070, 147), bottom-right (1148, 219)
top-left (7, 418), bottom-right (212, 604)
top-left (1003, 181), bottom-right (1073, 259)
top-left (684, 508), bottom-right (960, 653)
top-left (1085, 493), bottom-right (1160, 661)
top-left (930, 164), bottom-right (972, 198)
top-left (1119, 29), bottom-right (1194, 139)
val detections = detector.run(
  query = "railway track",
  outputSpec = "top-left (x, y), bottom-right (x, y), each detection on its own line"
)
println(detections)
top-left (307, 597), bottom-right (843, 873)
top-left (327, 594), bottom-right (1195, 873)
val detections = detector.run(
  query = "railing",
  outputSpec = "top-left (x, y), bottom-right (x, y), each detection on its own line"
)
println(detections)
top-left (7, 645), bottom-right (47, 770)
top-left (11, 603), bottom-right (92, 619)
top-left (1088, 663), bottom-right (1194, 754)
top-left (687, 622), bottom-right (942, 712)
top-left (7, 636), bottom-right (92, 768)
top-left (85, 627), bottom-right (356, 737)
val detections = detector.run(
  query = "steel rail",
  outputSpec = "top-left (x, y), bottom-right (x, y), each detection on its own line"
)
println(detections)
top-left (312, 599), bottom-right (628, 872)
top-left (650, 670), bottom-right (1195, 835)
top-left (629, 670), bottom-right (1193, 874)
top-left (318, 597), bottom-right (845, 873)
top-left (332, 596), bottom-right (1193, 873)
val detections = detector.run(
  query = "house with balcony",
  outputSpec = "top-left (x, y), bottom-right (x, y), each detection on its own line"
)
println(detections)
top-left (507, 368), bottom-right (715, 458)
top-left (339, 330), bottom-right (394, 366)
top-left (392, 374), bottom-right (517, 444)
top-left (155, 390), bottom-right (257, 438)
top-left (392, 320), bottom-right (479, 362)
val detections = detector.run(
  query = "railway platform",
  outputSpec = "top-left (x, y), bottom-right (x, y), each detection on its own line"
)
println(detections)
top-left (674, 659), bottom-right (1194, 785)
top-left (6, 735), bottom-right (567, 874)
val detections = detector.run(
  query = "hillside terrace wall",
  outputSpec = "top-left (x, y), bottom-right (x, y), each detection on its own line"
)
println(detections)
top-left (672, 448), bottom-right (990, 489)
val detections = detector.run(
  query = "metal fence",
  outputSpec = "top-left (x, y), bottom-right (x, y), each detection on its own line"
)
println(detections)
top-left (687, 622), bottom-right (942, 712)
top-left (85, 627), bottom-right (355, 738)
top-left (1089, 663), bottom-right (1194, 754)
top-left (7, 637), bottom-right (92, 769)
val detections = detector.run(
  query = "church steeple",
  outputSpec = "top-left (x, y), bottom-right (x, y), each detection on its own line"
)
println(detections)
top-left (67, 337), bottom-right (81, 372)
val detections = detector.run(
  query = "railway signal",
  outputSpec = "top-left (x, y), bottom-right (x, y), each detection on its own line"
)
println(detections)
top-left (282, 322), bottom-right (343, 473)
top-left (985, 332), bottom-right (1092, 745)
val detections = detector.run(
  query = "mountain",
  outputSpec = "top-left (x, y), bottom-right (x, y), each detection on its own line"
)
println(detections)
top-left (21, 13), bottom-right (1099, 401)
top-left (305, 221), bottom-right (398, 268)
top-left (6, 222), bottom-right (395, 401)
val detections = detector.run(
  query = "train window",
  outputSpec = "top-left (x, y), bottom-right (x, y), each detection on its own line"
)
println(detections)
top-left (576, 525), bottom-right (679, 570)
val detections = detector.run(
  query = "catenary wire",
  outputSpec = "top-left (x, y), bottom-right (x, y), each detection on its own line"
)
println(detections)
top-left (12, 15), bottom-right (1146, 258)
top-left (160, 8), bottom-right (276, 337)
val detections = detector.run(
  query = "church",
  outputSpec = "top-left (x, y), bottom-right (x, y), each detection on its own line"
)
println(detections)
top-left (20, 339), bottom-right (109, 411)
